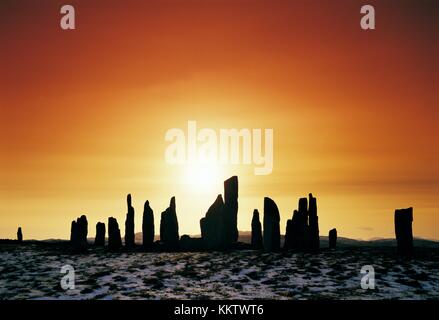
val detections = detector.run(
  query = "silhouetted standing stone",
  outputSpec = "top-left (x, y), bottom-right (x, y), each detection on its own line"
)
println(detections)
top-left (284, 219), bottom-right (293, 249)
top-left (199, 176), bottom-right (240, 250)
top-left (284, 198), bottom-right (308, 250)
top-left (223, 176), bottom-right (239, 246)
top-left (329, 228), bottom-right (337, 249)
top-left (95, 222), bottom-right (105, 246)
top-left (308, 193), bottom-right (320, 250)
top-left (17, 227), bottom-right (23, 243)
top-left (70, 221), bottom-right (77, 243)
top-left (263, 197), bottom-right (280, 252)
top-left (108, 217), bottom-right (122, 251)
top-left (125, 194), bottom-right (135, 247)
top-left (284, 208), bottom-right (304, 250)
top-left (200, 195), bottom-right (225, 250)
top-left (251, 209), bottom-right (263, 249)
top-left (142, 200), bottom-right (154, 249)
top-left (395, 207), bottom-right (413, 255)
top-left (287, 208), bottom-right (306, 250)
top-left (160, 197), bottom-right (179, 249)
top-left (297, 197), bottom-right (309, 249)
top-left (284, 194), bottom-right (320, 251)
top-left (290, 210), bottom-right (302, 249)
top-left (78, 215), bottom-right (88, 244)
top-left (70, 215), bottom-right (88, 251)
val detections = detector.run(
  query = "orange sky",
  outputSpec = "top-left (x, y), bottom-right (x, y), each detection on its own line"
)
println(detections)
top-left (1, 0), bottom-right (438, 240)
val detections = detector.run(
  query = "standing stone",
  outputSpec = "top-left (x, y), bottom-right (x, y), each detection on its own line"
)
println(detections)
top-left (160, 197), bottom-right (179, 249)
top-left (108, 217), bottom-right (122, 251)
top-left (199, 176), bottom-right (239, 250)
top-left (284, 199), bottom-right (307, 250)
top-left (77, 215), bottom-right (88, 247)
top-left (284, 208), bottom-right (306, 250)
top-left (308, 193), bottom-right (320, 250)
top-left (284, 208), bottom-right (304, 250)
top-left (284, 219), bottom-right (293, 249)
top-left (142, 200), bottom-right (154, 249)
top-left (251, 209), bottom-right (263, 249)
top-left (289, 210), bottom-right (302, 249)
top-left (95, 222), bottom-right (106, 246)
top-left (329, 228), bottom-right (337, 249)
top-left (70, 215), bottom-right (88, 251)
top-left (297, 197), bottom-right (309, 250)
top-left (394, 207), bottom-right (414, 255)
top-left (223, 176), bottom-right (239, 246)
top-left (200, 195), bottom-right (225, 250)
top-left (124, 194), bottom-right (135, 247)
top-left (17, 227), bottom-right (23, 243)
top-left (263, 197), bottom-right (280, 252)
top-left (70, 221), bottom-right (77, 243)
top-left (284, 194), bottom-right (320, 251)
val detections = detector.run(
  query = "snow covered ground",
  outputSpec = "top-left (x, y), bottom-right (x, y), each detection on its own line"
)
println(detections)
top-left (1, 244), bottom-right (438, 300)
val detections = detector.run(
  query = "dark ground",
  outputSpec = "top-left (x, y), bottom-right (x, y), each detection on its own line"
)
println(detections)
top-left (1, 242), bottom-right (438, 300)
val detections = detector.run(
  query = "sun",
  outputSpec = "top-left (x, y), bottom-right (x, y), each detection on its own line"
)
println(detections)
top-left (182, 163), bottom-right (222, 194)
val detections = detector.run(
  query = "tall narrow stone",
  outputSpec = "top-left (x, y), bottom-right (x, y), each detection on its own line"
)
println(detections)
top-left (251, 209), bottom-right (263, 249)
top-left (200, 195), bottom-right (225, 250)
top-left (223, 176), bottom-right (239, 246)
top-left (17, 227), bottom-right (23, 243)
top-left (284, 219), bottom-right (293, 249)
top-left (329, 228), bottom-right (337, 249)
top-left (395, 207), bottom-right (413, 255)
top-left (125, 194), bottom-right (135, 247)
top-left (95, 222), bottom-right (106, 246)
top-left (308, 193), bottom-right (320, 250)
top-left (263, 197), bottom-right (280, 252)
top-left (142, 200), bottom-right (154, 249)
top-left (77, 215), bottom-right (88, 246)
top-left (297, 197), bottom-right (309, 250)
top-left (70, 221), bottom-right (77, 243)
top-left (160, 197), bottom-right (179, 249)
top-left (108, 217), bottom-right (122, 251)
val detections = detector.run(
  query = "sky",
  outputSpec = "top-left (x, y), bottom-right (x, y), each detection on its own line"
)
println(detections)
top-left (1, 0), bottom-right (438, 240)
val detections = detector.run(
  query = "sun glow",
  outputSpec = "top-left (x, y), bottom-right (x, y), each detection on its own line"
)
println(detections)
top-left (182, 163), bottom-right (222, 194)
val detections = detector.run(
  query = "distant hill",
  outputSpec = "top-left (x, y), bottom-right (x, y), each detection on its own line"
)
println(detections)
top-left (130, 232), bottom-right (439, 248)
top-left (35, 232), bottom-right (438, 248)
